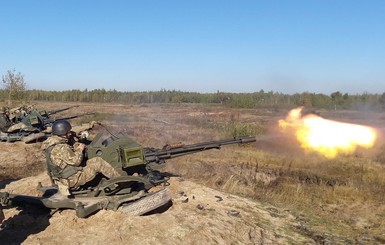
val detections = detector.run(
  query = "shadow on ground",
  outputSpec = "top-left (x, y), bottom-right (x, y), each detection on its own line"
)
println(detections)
top-left (0, 205), bottom-right (51, 245)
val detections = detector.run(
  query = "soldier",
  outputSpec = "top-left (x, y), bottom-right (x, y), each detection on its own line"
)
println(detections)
top-left (0, 107), bottom-right (12, 133)
top-left (8, 103), bottom-right (37, 122)
top-left (42, 120), bottom-right (121, 195)
top-left (5, 117), bottom-right (28, 133)
top-left (9, 106), bottom-right (25, 122)
top-left (0, 204), bottom-right (4, 224)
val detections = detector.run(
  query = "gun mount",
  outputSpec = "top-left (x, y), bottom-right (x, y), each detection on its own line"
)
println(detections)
top-left (0, 129), bottom-right (256, 218)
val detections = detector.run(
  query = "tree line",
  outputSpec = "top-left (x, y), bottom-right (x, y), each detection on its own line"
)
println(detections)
top-left (1, 69), bottom-right (385, 110)
top-left (0, 88), bottom-right (384, 110)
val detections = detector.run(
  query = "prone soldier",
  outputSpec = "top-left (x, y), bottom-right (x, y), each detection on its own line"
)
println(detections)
top-left (0, 106), bottom-right (29, 133)
top-left (7, 104), bottom-right (35, 123)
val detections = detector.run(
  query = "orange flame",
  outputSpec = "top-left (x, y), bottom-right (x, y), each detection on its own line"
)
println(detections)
top-left (279, 107), bottom-right (377, 159)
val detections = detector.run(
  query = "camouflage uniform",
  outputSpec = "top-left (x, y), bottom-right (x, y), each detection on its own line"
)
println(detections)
top-left (8, 104), bottom-right (35, 122)
top-left (0, 107), bottom-right (12, 133)
top-left (6, 104), bottom-right (38, 132)
top-left (6, 122), bottom-right (28, 132)
top-left (42, 135), bottom-right (120, 190)
top-left (0, 106), bottom-right (29, 133)
top-left (9, 106), bottom-right (24, 122)
top-left (0, 204), bottom-right (4, 224)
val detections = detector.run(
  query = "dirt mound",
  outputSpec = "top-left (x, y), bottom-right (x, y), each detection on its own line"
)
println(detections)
top-left (0, 173), bottom-right (314, 244)
top-left (0, 142), bottom-right (45, 180)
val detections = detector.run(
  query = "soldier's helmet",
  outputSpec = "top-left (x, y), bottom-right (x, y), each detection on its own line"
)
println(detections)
top-left (52, 120), bottom-right (72, 136)
top-left (0, 107), bottom-right (7, 114)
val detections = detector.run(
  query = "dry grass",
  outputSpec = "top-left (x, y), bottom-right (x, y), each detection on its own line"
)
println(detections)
top-left (166, 149), bottom-right (385, 243)
top-left (2, 101), bottom-right (385, 243)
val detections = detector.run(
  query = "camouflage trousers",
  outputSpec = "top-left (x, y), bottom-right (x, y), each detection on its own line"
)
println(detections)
top-left (65, 157), bottom-right (121, 188)
top-left (7, 122), bottom-right (27, 132)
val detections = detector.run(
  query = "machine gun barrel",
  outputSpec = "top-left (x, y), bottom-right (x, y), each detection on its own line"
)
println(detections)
top-left (44, 112), bottom-right (95, 126)
top-left (47, 105), bottom-right (79, 116)
top-left (143, 136), bottom-right (256, 164)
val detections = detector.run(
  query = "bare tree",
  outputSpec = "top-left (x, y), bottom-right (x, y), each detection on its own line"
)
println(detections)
top-left (2, 69), bottom-right (27, 106)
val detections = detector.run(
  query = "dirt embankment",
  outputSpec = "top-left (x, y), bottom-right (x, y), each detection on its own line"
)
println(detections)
top-left (0, 171), bottom-right (315, 245)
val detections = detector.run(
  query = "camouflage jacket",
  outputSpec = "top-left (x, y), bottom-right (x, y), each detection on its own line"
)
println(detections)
top-left (41, 135), bottom-right (84, 169)
top-left (0, 114), bottom-right (12, 133)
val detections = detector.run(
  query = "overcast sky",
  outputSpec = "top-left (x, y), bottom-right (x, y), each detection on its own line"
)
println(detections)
top-left (0, 1), bottom-right (384, 94)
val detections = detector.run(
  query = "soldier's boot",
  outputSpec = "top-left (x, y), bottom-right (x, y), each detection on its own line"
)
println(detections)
top-left (56, 181), bottom-right (71, 196)
top-left (51, 181), bottom-right (71, 196)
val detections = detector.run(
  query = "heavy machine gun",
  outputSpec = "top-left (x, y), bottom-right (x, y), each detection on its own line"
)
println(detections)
top-left (0, 112), bottom-right (94, 143)
top-left (20, 106), bottom-right (84, 129)
top-left (0, 129), bottom-right (256, 218)
top-left (8, 105), bottom-right (79, 123)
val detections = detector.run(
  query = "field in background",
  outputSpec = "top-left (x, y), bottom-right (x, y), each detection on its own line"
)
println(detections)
top-left (2, 101), bottom-right (385, 244)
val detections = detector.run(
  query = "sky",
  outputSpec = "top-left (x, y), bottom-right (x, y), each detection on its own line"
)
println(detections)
top-left (0, 0), bottom-right (384, 95)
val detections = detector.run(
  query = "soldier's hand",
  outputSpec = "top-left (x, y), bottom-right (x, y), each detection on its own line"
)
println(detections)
top-left (80, 130), bottom-right (89, 139)
top-left (90, 120), bottom-right (101, 128)
top-left (77, 143), bottom-right (86, 152)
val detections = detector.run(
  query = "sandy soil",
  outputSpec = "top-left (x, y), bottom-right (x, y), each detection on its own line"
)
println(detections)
top-left (0, 172), bottom-right (314, 245)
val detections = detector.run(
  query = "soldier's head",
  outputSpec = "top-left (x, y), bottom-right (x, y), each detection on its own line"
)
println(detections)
top-left (52, 120), bottom-right (72, 137)
top-left (0, 107), bottom-right (9, 115)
